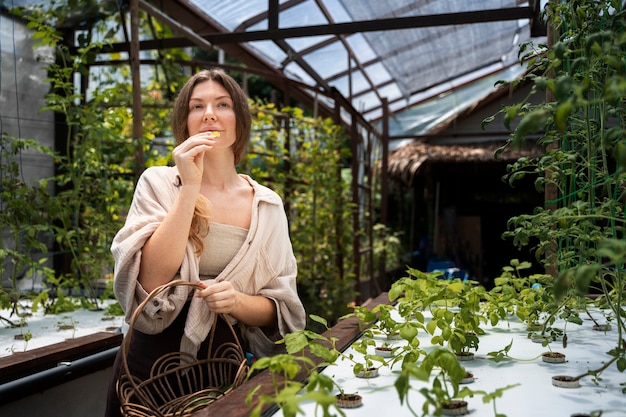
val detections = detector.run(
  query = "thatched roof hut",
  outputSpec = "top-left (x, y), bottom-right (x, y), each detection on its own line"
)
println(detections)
top-left (388, 140), bottom-right (543, 186)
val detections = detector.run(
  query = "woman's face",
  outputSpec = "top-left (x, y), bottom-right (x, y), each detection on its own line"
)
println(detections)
top-left (187, 79), bottom-right (237, 151)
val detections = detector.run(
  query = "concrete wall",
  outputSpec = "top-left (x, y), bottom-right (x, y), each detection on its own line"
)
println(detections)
top-left (0, 13), bottom-right (55, 178)
top-left (1, 12), bottom-right (56, 288)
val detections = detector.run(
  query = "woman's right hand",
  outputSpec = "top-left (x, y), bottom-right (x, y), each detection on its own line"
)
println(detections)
top-left (172, 132), bottom-right (217, 187)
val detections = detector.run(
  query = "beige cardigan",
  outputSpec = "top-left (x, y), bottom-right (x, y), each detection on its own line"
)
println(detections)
top-left (111, 166), bottom-right (306, 358)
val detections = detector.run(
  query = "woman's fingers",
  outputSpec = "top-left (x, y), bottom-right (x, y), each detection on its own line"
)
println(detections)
top-left (172, 133), bottom-right (218, 184)
top-left (195, 281), bottom-right (238, 313)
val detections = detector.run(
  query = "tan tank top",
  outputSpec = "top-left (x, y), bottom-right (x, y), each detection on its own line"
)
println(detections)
top-left (198, 222), bottom-right (248, 278)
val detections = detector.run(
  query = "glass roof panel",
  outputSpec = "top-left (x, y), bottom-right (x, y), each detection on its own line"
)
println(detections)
top-left (279, 0), bottom-right (329, 28)
top-left (375, 83), bottom-right (404, 103)
top-left (321, 0), bottom-right (353, 23)
top-left (364, 108), bottom-right (383, 121)
top-left (283, 62), bottom-right (316, 85)
top-left (354, 90), bottom-right (381, 113)
top-left (284, 34), bottom-right (335, 52)
top-left (385, 65), bottom-right (526, 138)
top-left (344, 33), bottom-right (378, 63)
top-left (247, 40), bottom-right (288, 68)
top-left (180, 0), bottom-right (543, 135)
top-left (300, 40), bottom-right (349, 79)
top-left (189, 0), bottom-right (268, 30)
top-left (330, 70), bottom-right (371, 99)
top-left (362, 62), bottom-right (395, 89)
top-left (338, 0), bottom-right (531, 97)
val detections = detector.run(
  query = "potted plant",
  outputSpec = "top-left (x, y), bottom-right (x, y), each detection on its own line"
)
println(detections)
top-left (344, 337), bottom-right (389, 378)
top-left (395, 348), bottom-right (472, 416)
top-left (374, 341), bottom-right (396, 358)
top-left (279, 314), bottom-right (365, 406)
top-left (448, 327), bottom-right (480, 361)
top-left (369, 303), bottom-right (402, 340)
top-left (421, 278), bottom-right (486, 361)
top-left (459, 370), bottom-right (475, 385)
top-left (246, 313), bottom-right (369, 415)
top-left (343, 299), bottom-right (424, 370)
top-left (246, 353), bottom-right (362, 415)
top-left (388, 267), bottom-right (448, 321)
top-left (485, 260), bottom-right (554, 331)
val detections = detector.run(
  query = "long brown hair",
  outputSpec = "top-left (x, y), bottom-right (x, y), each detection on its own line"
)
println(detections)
top-left (171, 69), bottom-right (252, 254)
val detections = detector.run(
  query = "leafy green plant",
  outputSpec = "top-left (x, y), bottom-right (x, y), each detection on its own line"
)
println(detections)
top-left (395, 348), bottom-right (471, 417)
top-left (246, 314), bottom-right (356, 416)
top-left (484, 260), bottom-right (552, 328)
top-left (246, 354), bottom-right (344, 417)
top-left (56, 316), bottom-right (78, 338)
top-left (280, 315), bottom-right (342, 367)
top-left (486, 339), bottom-right (558, 363)
top-left (345, 302), bottom-right (426, 371)
top-left (389, 267), bottom-right (489, 358)
top-left (373, 223), bottom-right (405, 272)
top-left (243, 103), bottom-right (357, 326)
top-left (465, 384), bottom-right (520, 417)
top-left (18, 330), bottom-right (33, 352)
top-left (396, 347), bottom-right (519, 417)
top-left (0, 136), bottom-right (57, 320)
top-left (369, 303), bottom-right (402, 339)
top-left (450, 282), bottom-right (487, 356)
top-left (12, 317), bottom-right (33, 352)
top-left (416, 278), bottom-right (486, 358)
top-left (484, 0), bottom-right (626, 384)
top-left (343, 337), bottom-right (388, 377)
top-left (341, 304), bottom-right (377, 332)
top-left (389, 268), bottom-right (452, 335)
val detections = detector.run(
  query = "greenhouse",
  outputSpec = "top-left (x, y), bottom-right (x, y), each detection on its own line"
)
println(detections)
top-left (0, 1), bottom-right (624, 417)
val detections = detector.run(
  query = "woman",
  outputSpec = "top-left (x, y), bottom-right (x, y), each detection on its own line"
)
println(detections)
top-left (105, 68), bottom-right (306, 417)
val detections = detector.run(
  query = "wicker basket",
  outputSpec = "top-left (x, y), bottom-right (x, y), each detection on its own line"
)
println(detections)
top-left (116, 280), bottom-right (249, 417)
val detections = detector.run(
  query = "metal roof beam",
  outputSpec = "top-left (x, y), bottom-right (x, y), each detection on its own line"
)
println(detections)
top-left (235, 0), bottom-right (306, 32)
top-left (197, 7), bottom-right (534, 44)
top-left (138, 0), bottom-right (213, 51)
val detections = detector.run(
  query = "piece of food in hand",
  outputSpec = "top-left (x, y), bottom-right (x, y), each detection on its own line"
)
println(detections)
top-left (212, 131), bottom-right (220, 137)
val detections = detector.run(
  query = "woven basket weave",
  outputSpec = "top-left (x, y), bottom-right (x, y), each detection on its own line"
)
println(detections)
top-left (116, 280), bottom-right (249, 417)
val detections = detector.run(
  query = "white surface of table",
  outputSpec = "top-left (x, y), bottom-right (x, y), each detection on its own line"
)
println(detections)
top-left (273, 311), bottom-right (626, 417)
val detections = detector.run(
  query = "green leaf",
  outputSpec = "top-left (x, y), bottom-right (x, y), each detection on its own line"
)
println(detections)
top-left (309, 314), bottom-right (328, 328)
top-left (554, 100), bottom-right (573, 133)
top-left (514, 108), bottom-right (551, 143)
top-left (400, 323), bottom-right (418, 341)
top-left (446, 282), bottom-right (465, 294)
top-left (503, 104), bottom-right (521, 131)
top-left (426, 320), bottom-right (437, 335)
top-left (615, 142), bottom-right (626, 174)
top-left (283, 332), bottom-right (310, 354)
top-left (388, 285), bottom-right (403, 301)
top-left (574, 264), bottom-right (600, 296)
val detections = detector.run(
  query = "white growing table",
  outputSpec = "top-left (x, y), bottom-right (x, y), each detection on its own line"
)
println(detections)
top-left (274, 308), bottom-right (626, 417)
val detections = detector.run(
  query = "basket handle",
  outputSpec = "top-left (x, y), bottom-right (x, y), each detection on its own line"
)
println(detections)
top-left (119, 279), bottom-right (204, 415)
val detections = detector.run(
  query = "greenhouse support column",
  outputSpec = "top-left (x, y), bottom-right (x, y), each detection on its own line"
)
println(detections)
top-left (544, 0), bottom-right (558, 278)
top-left (351, 111), bottom-right (361, 304)
top-left (333, 96), bottom-right (344, 283)
top-left (380, 98), bottom-right (389, 227)
top-left (130, 0), bottom-right (144, 181)
top-left (377, 98), bottom-right (389, 291)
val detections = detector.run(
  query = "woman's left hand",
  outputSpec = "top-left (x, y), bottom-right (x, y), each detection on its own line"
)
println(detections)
top-left (195, 281), bottom-right (239, 314)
